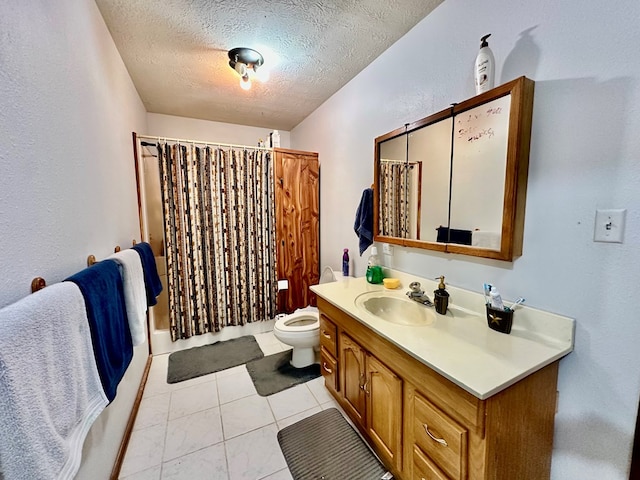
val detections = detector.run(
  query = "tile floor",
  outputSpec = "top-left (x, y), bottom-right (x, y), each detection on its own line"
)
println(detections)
top-left (119, 331), bottom-right (347, 480)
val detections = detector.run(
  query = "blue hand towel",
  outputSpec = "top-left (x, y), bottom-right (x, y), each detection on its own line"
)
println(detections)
top-left (132, 242), bottom-right (163, 306)
top-left (66, 260), bottom-right (133, 402)
top-left (354, 188), bottom-right (374, 256)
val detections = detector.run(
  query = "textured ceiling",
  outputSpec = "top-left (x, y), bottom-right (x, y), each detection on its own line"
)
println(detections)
top-left (95, 0), bottom-right (443, 130)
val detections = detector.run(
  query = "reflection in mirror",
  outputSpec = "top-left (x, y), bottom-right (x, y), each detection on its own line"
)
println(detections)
top-left (378, 134), bottom-right (414, 238)
top-left (373, 76), bottom-right (534, 261)
top-left (409, 118), bottom-right (452, 243)
top-left (449, 95), bottom-right (511, 249)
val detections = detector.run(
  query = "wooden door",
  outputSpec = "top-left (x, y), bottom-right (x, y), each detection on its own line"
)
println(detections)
top-left (274, 148), bottom-right (319, 312)
top-left (339, 332), bottom-right (366, 428)
top-left (366, 354), bottom-right (403, 471)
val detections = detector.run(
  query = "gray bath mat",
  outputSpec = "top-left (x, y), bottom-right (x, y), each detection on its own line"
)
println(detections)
top-left (277, 408), bottom-right (390, 480)
top-left (246, 350), bottom-right (320, 396)
top-left (167, 335), bottom-right (264, 384)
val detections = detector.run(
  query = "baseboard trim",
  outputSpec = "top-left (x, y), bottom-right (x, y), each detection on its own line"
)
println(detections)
top-left (110, 353), bottom-right (153, 480)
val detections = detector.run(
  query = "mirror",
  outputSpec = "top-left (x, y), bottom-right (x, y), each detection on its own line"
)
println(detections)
top-left (374, 76), bottom-right (534, 261)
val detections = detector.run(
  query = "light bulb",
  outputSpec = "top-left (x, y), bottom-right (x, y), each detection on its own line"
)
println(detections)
top-left (240, 76), bottom-right (251, 90)
top-left (234, 61), bottom-right (247, 76)
top-left (254, 67), bottom-right (269, 82)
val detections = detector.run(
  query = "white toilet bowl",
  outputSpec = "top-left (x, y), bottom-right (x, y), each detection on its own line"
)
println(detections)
top-left (273, 308), bottom-right (319, 368)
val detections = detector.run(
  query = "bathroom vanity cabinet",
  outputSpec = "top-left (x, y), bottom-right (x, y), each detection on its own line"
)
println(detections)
top-left (317, 296), bottom-right (560, 480)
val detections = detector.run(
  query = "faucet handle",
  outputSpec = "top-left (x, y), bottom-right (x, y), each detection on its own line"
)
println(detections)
top-left (409, 281), bottom-right (422, 292)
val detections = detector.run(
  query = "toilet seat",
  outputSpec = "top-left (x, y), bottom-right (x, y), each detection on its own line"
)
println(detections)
top-left (274, 310), bottom-right (319, 332)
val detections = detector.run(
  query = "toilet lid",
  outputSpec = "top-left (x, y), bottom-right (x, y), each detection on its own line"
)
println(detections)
top-left (275, 311), bottom-right (319, 332)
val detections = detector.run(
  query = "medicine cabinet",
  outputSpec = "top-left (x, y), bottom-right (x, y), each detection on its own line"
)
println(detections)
top-left (374, 76), bottom-right (534, 261)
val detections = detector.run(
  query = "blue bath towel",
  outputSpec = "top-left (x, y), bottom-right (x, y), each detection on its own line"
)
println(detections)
top-left (66, 260), bottom-right (133, 402)
top-left (354, 188), bottom-right (374, 256)
top-left (132, 242), bottom-right (163, 306)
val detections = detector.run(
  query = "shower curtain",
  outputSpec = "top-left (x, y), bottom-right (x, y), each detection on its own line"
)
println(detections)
top-left (158, 143), bottom-right (278, 341)
top-left (379, 161), bottom-right (410, 238)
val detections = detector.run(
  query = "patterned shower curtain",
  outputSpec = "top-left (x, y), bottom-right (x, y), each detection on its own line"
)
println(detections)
top-left (158, 143), bottom-right (278, 341)
top-left (379, 161), bottom-right (410, 238)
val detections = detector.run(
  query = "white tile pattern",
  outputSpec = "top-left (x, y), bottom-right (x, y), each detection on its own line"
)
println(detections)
top-left (119, 331), bottom-right (351, 479)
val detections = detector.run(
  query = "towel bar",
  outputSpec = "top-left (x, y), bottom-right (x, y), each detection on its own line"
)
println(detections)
top-left (31, 277), bottom-right (46, 293)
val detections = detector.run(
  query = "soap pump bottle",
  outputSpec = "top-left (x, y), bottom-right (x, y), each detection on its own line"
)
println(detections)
top-left (433, 276), bottom-right (450, 315)
top-left (366, 247), bottom-right (383, 284)
top-left (474, 33), bottom-right (495, 94)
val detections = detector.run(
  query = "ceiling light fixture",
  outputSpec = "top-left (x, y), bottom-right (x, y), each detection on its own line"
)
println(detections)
top-left (228, 47), bottom-right (265, 91)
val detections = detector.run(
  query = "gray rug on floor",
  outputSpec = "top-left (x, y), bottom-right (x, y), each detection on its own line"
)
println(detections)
top-left (167, 335), bottom-right (264, 384)
top-left (246, 350), bottom-right (320, 396)
top-left (277, 408), bottom-right (389, 480)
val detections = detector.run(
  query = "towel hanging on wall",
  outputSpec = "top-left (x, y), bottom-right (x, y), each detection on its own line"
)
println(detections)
top-left (132, 241), bottom-right (163, 306)
top-left (66, 260), bottom-right (133, 402)
top-left (354, 188), bottom-right (374, 256)
top-left (0, 282), bottom-right (108, 480)
top-left (108, 249), bottom-right (148, 346)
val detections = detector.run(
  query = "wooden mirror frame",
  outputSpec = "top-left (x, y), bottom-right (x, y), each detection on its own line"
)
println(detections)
top-left (373, 76), bottom-right (534, 261)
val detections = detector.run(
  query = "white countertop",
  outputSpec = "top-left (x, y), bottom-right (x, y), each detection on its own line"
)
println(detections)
top-left (310, 270), bottom-right (575, 400)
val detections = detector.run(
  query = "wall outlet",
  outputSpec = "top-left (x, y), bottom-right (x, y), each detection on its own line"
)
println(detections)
top-left (382, 243), bottom-right (393, 255)
top-left (594, 209), bottom-right (626, 243)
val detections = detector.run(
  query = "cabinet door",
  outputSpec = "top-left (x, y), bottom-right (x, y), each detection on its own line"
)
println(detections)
top-left (339, 332), bottom-right (366, 427)
top-left (366, 354), bottom-right (403, 472)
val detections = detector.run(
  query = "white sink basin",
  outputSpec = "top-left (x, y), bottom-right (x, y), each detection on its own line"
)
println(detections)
top-left (354, 291), bottom-right (435, 326)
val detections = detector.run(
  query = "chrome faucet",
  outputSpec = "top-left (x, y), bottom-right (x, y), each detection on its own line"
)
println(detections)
top-left (406, 281), bottom-right (433, 307)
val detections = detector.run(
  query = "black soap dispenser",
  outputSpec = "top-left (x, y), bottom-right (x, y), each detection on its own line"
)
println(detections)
top-left (433, 276), bottom-right (450, 315)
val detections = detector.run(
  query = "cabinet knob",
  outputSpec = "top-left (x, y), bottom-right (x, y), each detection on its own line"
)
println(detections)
top-left (423, 423), bottom-right (448, 447)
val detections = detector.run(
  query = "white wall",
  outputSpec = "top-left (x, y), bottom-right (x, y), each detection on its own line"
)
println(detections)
top-left (291, 0), bottom-right (640, 478)
top-left (0, 0), bottom-right (149, 477)
top-left (147, 113), bottom-right (291, 149)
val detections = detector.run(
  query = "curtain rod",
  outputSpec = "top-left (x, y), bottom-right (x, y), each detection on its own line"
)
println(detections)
top-left (137, 134), bottom-right (273, 151)
top-left (380, 159), bottom-right (421, 165)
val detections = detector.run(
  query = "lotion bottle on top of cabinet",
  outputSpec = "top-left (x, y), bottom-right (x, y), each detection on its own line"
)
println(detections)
top-left (474, 33), bottom-right (495, 94)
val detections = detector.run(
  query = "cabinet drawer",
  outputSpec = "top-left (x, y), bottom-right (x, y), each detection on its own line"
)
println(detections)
top-left (320, 347), bottom-right (338, 393)
top-left (413, 392), bottom-right (467, 480)
top-left (319, 314), bottom-right (337, 356)
top-left (413, 445), bottom-right (448, 480)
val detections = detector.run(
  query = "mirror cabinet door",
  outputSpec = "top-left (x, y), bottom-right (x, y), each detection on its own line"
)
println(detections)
top-left (449, 94), bottom-right (511, 250)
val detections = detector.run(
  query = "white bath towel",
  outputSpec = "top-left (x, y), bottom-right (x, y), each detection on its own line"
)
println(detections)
top-left (0, 282), bottom-right (108, 480)
top-left (108, 249), bottom-right (148, 345)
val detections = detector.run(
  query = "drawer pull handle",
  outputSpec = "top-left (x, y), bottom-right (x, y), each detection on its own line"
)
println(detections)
top-left (423, 424), bottom-right (448, 447)
top-left (322, 362), bottom-right (333, 374)
top-left (321, 330), bottom-right (332, 339)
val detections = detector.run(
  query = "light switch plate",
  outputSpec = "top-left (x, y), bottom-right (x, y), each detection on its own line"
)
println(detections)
top-left (382, 243), bottom-right (393, 255)
top-left (594, 209), bottom-right (626, 243)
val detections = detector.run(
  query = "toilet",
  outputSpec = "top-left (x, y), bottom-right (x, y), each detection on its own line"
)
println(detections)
top-left (273, 267), bottom-right (343, 368)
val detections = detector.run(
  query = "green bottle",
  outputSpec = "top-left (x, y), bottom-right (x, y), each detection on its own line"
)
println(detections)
top-left (366, 247), bottom-right (384, 284)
